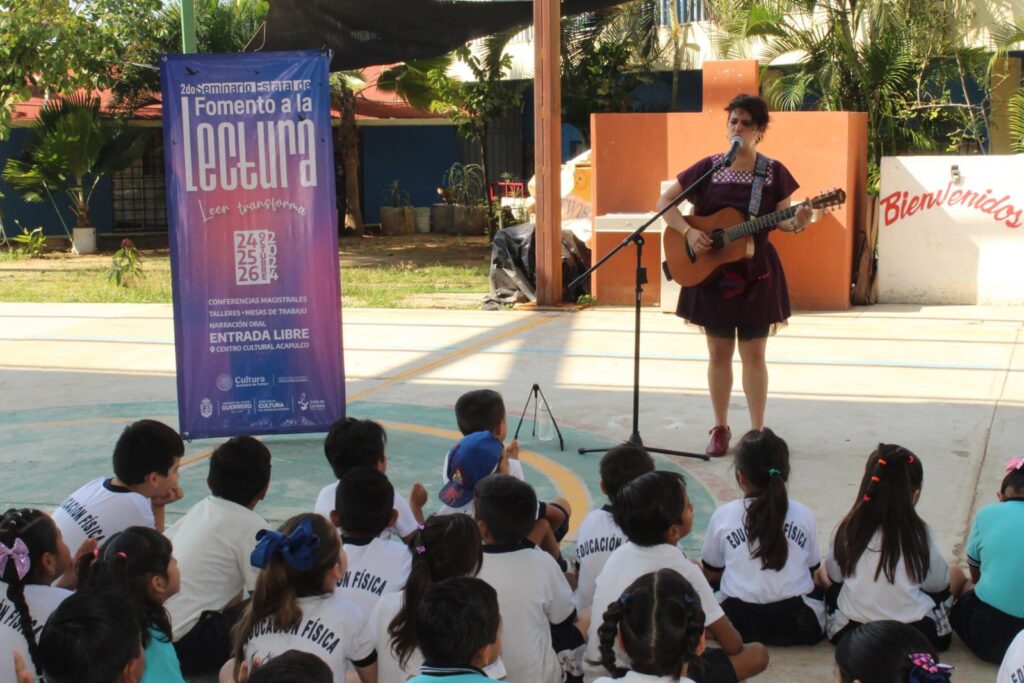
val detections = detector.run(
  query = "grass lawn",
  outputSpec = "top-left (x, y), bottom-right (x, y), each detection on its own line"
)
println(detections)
top-left (0, 234), bottom-right (492, 308)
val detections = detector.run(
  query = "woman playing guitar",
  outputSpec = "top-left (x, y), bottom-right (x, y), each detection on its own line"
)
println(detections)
top-left (657, 94), bottom-right (826, 457)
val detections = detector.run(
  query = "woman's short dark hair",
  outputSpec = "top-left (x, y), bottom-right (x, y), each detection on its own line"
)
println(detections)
top-left (725, 93), bottom-right (770, 129)
top-left (416, 577), bottom-right (500, 667)
top-left (613, 471), bottom-right (688, 547)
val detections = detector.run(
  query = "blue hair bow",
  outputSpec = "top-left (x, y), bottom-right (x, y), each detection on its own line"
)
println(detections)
top-left (250, 516), bottom-right (321, 572)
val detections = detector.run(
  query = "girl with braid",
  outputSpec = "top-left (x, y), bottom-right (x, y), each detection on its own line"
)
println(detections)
top-left (0, 509), bottom-right (73, 681)
top-left (700, 428), bottom-right (825, 645)
top-left (823, 445), bottom-right (961, 650)
top-left (593, 569), bottom-right (707, 683)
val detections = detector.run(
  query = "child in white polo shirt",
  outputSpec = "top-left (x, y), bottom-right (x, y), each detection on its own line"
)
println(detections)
top-left (445, 390), bottom-right (571, 552)
top-left (53, 419), bottom-right (184, 557)
top-left (582, 471), bottom-right (769, 683)
top-left (231, 513), bottom-right (377, 683)
top-left (575, 443), bottom-right (655, 613)
top-left (700, 428), bottom-right (824, 645)
top-left (824, 444), bottom-right (956, 651)
top-left (474, 474), bottom-right (579, 683)
top-left (592, 569), bottom-right (707, 683)
top-left (165, 435), bottom-right (272, 676)
top-left (330, 467), bottom-right (412, 620)
top-left (313, 417), bottom-right (426, 542)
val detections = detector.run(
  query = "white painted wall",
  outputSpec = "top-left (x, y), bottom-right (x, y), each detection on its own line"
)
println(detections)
top-left (878, 156), bottom-right (1024, 305)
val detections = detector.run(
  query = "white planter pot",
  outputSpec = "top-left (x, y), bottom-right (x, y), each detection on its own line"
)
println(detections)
top-left (72, 227), bottom-right (97, 255)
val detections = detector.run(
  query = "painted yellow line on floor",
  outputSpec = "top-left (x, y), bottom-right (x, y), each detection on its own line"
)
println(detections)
top-left (381, 420), bottom-right (590, 538)
top-left (182, 315), bottom-right (558, 469)
top-left (346, 314), bottom-right (557, 403)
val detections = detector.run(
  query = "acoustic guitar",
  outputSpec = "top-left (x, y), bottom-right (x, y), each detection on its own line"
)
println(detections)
top-left (662, 188), bottom-right (847, 287)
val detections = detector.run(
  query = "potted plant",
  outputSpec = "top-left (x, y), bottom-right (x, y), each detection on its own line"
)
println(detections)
top-left (1, 94), bottom-right (150, 255)
top-left (379, 180), bottom-right (415, 235)
top-left (438, 162), bottom-right (488, 236)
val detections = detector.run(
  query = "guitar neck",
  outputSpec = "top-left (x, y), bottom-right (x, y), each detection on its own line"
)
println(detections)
top-left (725, 204), bottom-right (800, 241)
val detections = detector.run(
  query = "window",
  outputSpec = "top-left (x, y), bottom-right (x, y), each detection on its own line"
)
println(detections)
top-left (111, 132), bottom-right (168, 233)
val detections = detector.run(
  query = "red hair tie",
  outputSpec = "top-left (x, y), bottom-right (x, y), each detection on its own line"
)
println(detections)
top-left (878, 458), bottom-right (888, 466)
top-left (116, 551), bottom-right (127, 559)
top-left (862, 495), bottom-right (871, 502)
top-left (907, 455), bottom-right (915, 464)
top-left (870, 476), bottom-right (880, 482)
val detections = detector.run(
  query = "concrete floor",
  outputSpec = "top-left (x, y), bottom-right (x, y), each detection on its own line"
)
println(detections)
top-left (2, 302), bottom-right (1021, 681)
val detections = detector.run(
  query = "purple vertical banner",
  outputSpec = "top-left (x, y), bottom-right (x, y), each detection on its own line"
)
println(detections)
top-left (160, 50), bottom-right (343, 440)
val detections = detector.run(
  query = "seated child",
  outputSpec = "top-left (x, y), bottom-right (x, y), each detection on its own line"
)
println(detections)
top-left (34, 588), bottom-right (146, 683)
top-left (231, 513), bottom-right (377, 683)
top-left (371, 513), bottom-right (498, 681)
top-left (700, 428), bottom-right (824, 645)
top-left (446, 389), bottom-right (571, 540)
top-left (313, 417), bottom-right (425, 542)
top-left (0, 509), bottom-right (73, 682)
top-left (408, 577), bottom-right (502, 683)
top-left (164, 435), bottom-right (272, 675)
top-left (824, 444), bottom-right (956, 651)
top-left (951, 457), bottom-right (1024, 663)
top-left (582, 470), bottom-right (768, 683)
top-left (330, 467), bottom-right (412, 619)
top-left (592, 569), bottom-right (706, 683)
top-left (998, 628), bottom-right (1024, 683)
top-left (438, 429), bottom-right (567, 565)
top-left (77, 526), bottom-right (185, 683)
top-left (53, 419), bottom-right (184, 556)
top-left (834, 620), bottom-right (953, 683)
top-left (575, 443), bottom-right (655, 612)
top-left (474, 474), bottom-right (579, 683)
top-left (247, 650), bottom-right (332, 683)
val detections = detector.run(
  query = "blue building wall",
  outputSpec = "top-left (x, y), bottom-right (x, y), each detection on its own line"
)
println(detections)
top-left (0, 128), bottom-right (114, 238)
top-left (360, 124), bottom-right (462, 225)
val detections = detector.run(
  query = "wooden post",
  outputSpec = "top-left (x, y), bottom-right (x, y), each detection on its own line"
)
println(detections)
top-left (534, 0), bottom-right (562, 305)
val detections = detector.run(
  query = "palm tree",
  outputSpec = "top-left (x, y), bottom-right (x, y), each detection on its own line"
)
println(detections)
top-left (561, 0), bottom-right (666, 145)
top-left (705, 0), bottom-right (991, 189)
top-left (2, 94), bottom-right (150, 251)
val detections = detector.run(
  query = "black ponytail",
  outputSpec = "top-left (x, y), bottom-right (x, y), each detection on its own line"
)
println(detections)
top-left (594, 569), bottom-right (706, 678)
top-left (76, 526), bottom-right (175, 647)
top-left (388, 514), bottom-right (482, 668)
top-left (0, 509), bottom-right (60, 676)
top-left (736, 428), bottom-right (791, 571)
top-left (835, 444), bottom-right (929, 583)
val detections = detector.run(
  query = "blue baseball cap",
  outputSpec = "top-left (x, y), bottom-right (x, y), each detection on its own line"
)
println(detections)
top-left (438, 431), bottom-right (504, 508)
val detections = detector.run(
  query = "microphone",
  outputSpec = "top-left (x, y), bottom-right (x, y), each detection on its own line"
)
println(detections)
top-left (723, 136), bottom-right (743, 167)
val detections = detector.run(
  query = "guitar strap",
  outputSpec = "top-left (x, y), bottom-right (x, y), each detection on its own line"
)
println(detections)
top-left (747, 153), bottom-right (770, 220)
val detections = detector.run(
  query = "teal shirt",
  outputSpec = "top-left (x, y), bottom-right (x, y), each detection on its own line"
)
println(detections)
top-left (966, 498), bottom-right (1024, 618)
top-left (140, 627), bottom-right (186, 683)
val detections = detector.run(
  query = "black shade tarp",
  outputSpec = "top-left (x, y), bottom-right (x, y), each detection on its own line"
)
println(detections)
top-left (485, 222), bottom-right (591, 309)
top-left (263, 0), bottom-right (629, 71)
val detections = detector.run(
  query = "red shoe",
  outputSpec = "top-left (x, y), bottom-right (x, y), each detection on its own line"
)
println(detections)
top-left (706, 425), bottom-right (731, 457)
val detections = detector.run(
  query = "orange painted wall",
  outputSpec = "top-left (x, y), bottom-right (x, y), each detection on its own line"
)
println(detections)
top-left (590, 61), bottom-right (868, 310)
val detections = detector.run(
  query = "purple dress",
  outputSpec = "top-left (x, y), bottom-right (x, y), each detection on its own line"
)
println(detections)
top-left (674, 153), bottom-right (799, 331)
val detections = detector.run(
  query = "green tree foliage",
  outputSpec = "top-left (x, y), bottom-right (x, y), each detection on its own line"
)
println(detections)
top-left (707, 0), bottom-right (993, 192)
top-left (2, 94), bottom-right (150, 231)
top-left (561, 0), bottom-right (665, 145)
top-left (0, 0), bottom-right (167, 139)
top-left (429, 36), bottom-right (526, 205)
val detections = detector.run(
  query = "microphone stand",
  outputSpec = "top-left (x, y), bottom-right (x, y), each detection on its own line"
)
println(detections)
top-left (568, 155), bottom-right (735, 461)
